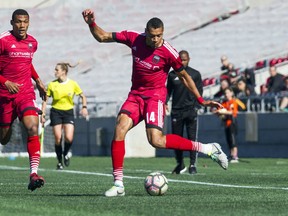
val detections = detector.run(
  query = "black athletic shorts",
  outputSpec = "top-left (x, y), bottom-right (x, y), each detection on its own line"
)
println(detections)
top-left (50, 108), bottom-right (74, 126)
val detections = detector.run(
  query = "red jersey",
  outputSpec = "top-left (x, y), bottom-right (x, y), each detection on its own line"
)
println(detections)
top-left (113, 30), bottom-right (183, 96)
top-left (0, 31), bottom-right (37, 98)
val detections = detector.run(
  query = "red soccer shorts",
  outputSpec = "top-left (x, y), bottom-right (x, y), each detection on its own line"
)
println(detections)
top-left (0, 92), bottom-right (39, 127)
top-left (119, 91), bottom-right (166, 130)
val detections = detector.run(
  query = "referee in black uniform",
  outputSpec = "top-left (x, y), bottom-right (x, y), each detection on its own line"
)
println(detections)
top-left (166, 50), bottom-right (203, 174)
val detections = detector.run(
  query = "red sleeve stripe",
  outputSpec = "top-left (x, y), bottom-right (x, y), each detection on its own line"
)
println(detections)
top-left (163, 41), bottom-right (179, 59)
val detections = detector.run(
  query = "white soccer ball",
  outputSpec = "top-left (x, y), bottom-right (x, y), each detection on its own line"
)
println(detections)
top-left (144, 172), bottom-right (168, 196)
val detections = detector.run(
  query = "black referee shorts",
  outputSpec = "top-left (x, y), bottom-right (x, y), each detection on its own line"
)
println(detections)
top-left (50, 108), bottom-right (74, 126)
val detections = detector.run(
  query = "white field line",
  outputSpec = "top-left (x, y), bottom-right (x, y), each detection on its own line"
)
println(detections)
top-left (0, 165), bottom-right (288, 191)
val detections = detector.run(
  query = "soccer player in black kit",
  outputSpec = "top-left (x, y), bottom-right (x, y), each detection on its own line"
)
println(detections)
top-left (166, 50), bottom-right (203, 174)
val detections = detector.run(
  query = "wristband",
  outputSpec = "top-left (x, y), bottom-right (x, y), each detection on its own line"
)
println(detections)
top-left (82, 106), bottom-right (87, 109)
top-left (197, 96), bottom-right (205, 104)
top-left (89, 22), bottom-right (97, 28)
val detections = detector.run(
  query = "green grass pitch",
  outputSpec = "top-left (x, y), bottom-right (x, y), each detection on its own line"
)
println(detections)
top-left (0, 156), bottom-right (287, 216)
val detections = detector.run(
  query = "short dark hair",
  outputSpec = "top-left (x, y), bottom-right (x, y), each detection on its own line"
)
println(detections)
top-left (146, 17), bottom-right (164, 30)
top-left (224, 87), bottom-right (234, 94)
top-left (12, 9), bottom-right (29, 21)
top-left (179, 50), bottom-right (189, 57)
top-left (237, 77), bottom-right (246, 83)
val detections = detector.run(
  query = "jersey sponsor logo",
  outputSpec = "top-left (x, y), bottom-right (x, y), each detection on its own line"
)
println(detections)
top-left (174, 77), bottom-right (179, 81)
top-left (132, 46), bottom-right (137, 51)
top-left (134, 56), bottom-right (161, 71)
top-left (11, 44), bottom-right (16, 48)
top-left (152, 55), bottom-right (160, 64)
top-left (9, 51), bottom-right (33, 58)
top-left (134, 56), bottom-right (152, 70)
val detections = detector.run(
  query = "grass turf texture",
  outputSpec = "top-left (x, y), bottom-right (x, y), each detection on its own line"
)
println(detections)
top-left (0, 157), bottom-right (287, 216)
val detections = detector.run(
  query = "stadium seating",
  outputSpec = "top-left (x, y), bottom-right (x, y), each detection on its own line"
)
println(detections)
top-left (0, 0), bottom-right (287, 103)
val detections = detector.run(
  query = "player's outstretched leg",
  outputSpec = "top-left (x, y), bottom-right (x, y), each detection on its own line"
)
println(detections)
top-left (208, 143), bottom-right (228, 170)
top-left (28, 173), bottom-right (45, 191)
top-left (165, 134), bottom-right (228, 170)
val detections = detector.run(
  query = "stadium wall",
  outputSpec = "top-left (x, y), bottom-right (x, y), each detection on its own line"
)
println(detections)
top-left (72, 113), bottom-right (288, 158)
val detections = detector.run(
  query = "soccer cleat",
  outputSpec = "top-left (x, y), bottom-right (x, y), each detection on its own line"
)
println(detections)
top-left (208, 143), bottom-right (228, 170)
top-left (104, 185), bottom-right (125, 197)
top-left (57, 163), bottom-right (64, 170)
top-left (171, 163), bottom-right (187, 174)
top-left (64, 155), bottom-right (70, 167)
top-left (188, 165), bottom-right (197, 174)
top-left (28, 173), bottom-right (45, 191)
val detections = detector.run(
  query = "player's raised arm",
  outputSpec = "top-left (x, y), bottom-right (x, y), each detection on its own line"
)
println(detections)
top-left (82, 9), bottom-right (114, 43)
top-left (176, 69), bottom-right (223, 109)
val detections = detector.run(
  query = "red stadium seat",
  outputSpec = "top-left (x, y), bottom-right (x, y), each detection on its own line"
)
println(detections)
top-left (202, 78), bottom-right (210, 86)
top-left (220, 74), bottom-right (229, 81)
top-left (209, 78), bottom-right (216, 85)
top-left (269, 57), bottom-right (287, 67)
top-left (203, 78), bottom-right (210, 86)
top-left (255, 60), bottom-right (266, 70)
top-left (269, 58), bottom-right (278, 67)
top-left (276, 58), bottom-right (283, 64)
top-left (212, 17), bottom-right (220, 23)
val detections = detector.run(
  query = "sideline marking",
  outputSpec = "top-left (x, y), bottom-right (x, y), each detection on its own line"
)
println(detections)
top-left (0, 165), bottom-right (287, 191)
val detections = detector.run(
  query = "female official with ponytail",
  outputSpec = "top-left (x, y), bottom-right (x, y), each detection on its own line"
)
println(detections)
top-left (41, 62), bottom-right (88, 170)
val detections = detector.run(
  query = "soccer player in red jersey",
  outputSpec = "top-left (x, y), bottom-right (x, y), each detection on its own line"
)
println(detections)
top-left (82, 8), bottom-right (228, 197)
top-left (0, 9), bottom-right (46, 191)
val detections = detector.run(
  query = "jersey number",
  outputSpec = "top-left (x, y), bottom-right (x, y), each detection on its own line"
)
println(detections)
top-left (147, 112), bottom-right (156, 122)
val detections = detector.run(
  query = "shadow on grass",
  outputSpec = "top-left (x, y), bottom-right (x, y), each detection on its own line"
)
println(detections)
top-left (53, 193), bottom-right (104, 197)
top-left (238, 159), bottom-right (251, 163)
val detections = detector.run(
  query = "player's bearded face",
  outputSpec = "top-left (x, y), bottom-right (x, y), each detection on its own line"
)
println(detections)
top-left (145, 27), bottom-right (164, 48)
top-left (11, 15), bottom-right (29, 39)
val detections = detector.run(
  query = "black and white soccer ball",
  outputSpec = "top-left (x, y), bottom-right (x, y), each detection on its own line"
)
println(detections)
top-left (144, 172), bottom-right (168, 196)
